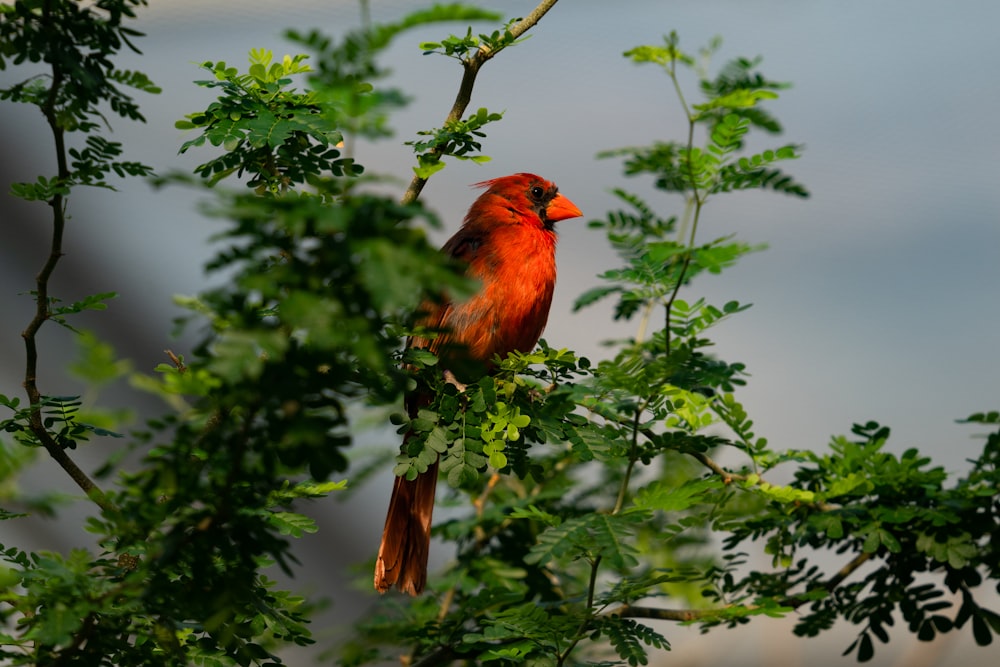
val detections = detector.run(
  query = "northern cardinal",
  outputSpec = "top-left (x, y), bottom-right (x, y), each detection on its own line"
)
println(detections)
top-left (375, 173), bottom-right (583, 595)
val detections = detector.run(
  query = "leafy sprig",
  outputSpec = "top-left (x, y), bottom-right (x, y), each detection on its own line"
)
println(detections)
top-left (346, 32), bottom-right (1000, 667)
top-left (176, 49), bottom-right (357, 192)
top-left (408, 106), bottom-right (504, 178)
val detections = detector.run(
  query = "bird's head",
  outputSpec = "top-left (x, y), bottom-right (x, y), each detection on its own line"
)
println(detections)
top-left (470, 173), bottom-right (583, 230)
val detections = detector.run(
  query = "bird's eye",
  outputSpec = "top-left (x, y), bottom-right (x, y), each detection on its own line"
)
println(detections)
top-left (530, 186), bottom-right (545, 200)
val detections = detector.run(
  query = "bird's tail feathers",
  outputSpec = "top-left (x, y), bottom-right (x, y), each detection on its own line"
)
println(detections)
top-left (374, 457), bottom-right (439, 595)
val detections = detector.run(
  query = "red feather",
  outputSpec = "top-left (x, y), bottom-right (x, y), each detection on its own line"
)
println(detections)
top-left (374, 173), bottom-right (582, 595)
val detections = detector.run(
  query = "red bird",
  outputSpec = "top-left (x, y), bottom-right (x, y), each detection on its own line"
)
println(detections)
top-left (375, 173), bottom-right (583, 595)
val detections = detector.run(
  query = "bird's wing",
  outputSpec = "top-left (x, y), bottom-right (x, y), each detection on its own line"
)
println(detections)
top-left (412, 228), bottom-right (486, 351)
top-left (402, 228), bottom-right (488, 414)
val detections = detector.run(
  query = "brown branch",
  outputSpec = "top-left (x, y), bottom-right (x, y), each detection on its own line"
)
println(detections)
top-left (631, 422), bottom-right (841, 512)
top-left (689, 447), bottom-right (839, 512)
top-left (615, 604), bottom-right (737, 622)
top-left (20, 10), bottom-right (111, 513)
top-left (411, 552), bottom-right (875, 665)
top-left (400, 0), bottom-right (563, 205)
top-left (51, 612), bottom-right (98, 666)
top-left (611, 549), bottom-right (875, 625)
top-left (685, 448), bottom-right (748, 484)
top-left (807, 550), bottom-right (873, 602)
top-left (410, 645), bottom-right (457, 667)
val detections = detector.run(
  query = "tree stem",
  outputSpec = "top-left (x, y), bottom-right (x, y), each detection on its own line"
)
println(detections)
top-left (20, 9), bottom-right (111, 513)
top-left (400, 0), bottom-right (563, 205)
top-left (610, 551), bottom-right (872, 621)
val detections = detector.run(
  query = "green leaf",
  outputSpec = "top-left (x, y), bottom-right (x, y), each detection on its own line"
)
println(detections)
top-left (268, 511), bottom-right (318, 537)
top-left (625, 33), bottom-right (692, 67)
top-left (9, 175), bottom-right (70, 201)
top-left (573, 285), bottom-right (622, 312)
top-left (857, 633), bottom-right (874, 661)
top-left (24, 602), bottom-right (82, 645)
top-left (244, 110), bottom-right (290, 148)
top-left (972, 613), bottom-right (993, 646)
top-left (375, 4), bottom-right (501, 52)
top-left (597, 616), bottom-right (669, 666)
top-left (693, 88), bottom-right (778, 113)
top-left (204, 117), bottom-right (246, 150)
top-left (633, 477), bottom-right (723, 512)
top-left (527, 513), bottom-right (641, 570)
top-left (413, 154), bottom-right (446, 178)
top-left (960, 411), bottom-right (1000, 424)
top-left (508, 504), bottom-right (561, 526)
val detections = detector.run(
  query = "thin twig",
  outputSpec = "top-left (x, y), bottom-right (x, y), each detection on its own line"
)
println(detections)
top-left (686, 448), bottom-right (747, 483)
top-left (20, 5), bottom-right (111, 513)
top-left (612, 405), bottom-right (645, 514)
top-left (615, 604), bottom-right (735, 622)
top-left (807, 550), bottom-right (873, 601)
top-left (661, 53), bottom-right (703, 354)
top-left (618, 556), bottom-right (877, 646)
top-left (627, 422), bottom-right (838, 512)
top-left (610, 549), bottom-right (875, 623)
top-left (557, 556), bottom-right (602, 667)
top-left (410, 646), bottom-right (457, 667)
top-left (400, 0), bottom-right (563, 205)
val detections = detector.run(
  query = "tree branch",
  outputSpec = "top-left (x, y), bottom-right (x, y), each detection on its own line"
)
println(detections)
top-left (20, 5), bottom-right (112, 513)
top-left (686, 448), bottom-right (747, 483)
top-left (610, 550), bottom-right (875, 624)
top-left (629, 422), bottom-right (839, 512)
top-left (410, 645), bottom-right (457, 667)
top-left (805, 550), bottom-right (872, 602)
top-left (400, 0), bottom-right (563, 205)
top-left (614, 604), bottom-right (734, 622)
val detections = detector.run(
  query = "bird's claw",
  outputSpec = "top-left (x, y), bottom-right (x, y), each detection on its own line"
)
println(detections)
top-left (443, 369), bottom-right (468, 393)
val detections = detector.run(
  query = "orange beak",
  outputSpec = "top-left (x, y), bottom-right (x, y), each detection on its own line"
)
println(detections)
top-left (545, 193), bottom-right (583, 222)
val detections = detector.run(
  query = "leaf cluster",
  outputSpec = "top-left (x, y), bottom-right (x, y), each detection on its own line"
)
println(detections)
top-left (344, 32), bottom-right (1000, 667)
top-left (175, 49), bottom-right (356, 192)
top-left (284, 3), bottom-right (499, 145)
top-left (408, 106), bottom-right (503, 178)
top-left (0, 0), bottom-right (156, 126)
top-left (0, 3), bottom-right (497, 665)
top-left (608, 32), bottom-right (808, 200)
top-left (419, 15), bottom-right (525, 60)
top-left (1, 0), bottom-right (157, 201)
top-left (708, 419), bottom-right (1000, 661)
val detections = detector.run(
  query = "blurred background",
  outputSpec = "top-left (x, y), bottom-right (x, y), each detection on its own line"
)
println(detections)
top-left (1, 0), bottom-right (998, 665)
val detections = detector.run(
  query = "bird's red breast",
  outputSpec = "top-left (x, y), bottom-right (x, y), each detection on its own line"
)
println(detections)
top-left (375, 173), bottom-right (581, 595)
top-left (412, 173), bottom-right (583, 370)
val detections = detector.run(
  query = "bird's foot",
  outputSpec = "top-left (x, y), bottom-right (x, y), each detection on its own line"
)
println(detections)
top-left (443, 369), bottom-right (468, 393)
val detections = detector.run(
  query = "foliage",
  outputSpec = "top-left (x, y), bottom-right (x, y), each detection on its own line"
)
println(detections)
top-left (175, 49), bottom-right (358, 192)
top-left (406, 14), bottom-right (522, 178)
top-left (0, 2), bottom-right (482, 665)
top-left (408, 106), bottom-right (504, 178)
top-left (1, 3), bottom-right (998, 667)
